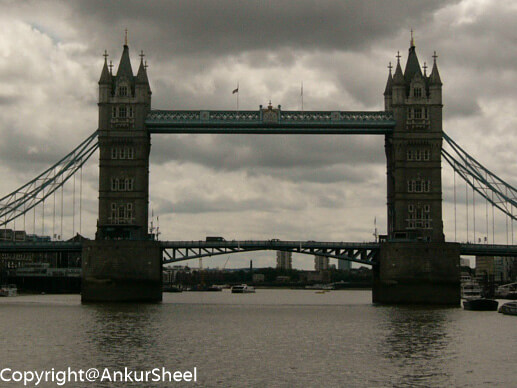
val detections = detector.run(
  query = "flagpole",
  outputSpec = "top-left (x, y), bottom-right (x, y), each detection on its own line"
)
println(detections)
top-left (237, 82), bottom-right (239, 111)
top-left (301, 82), bottom-right (304, 111)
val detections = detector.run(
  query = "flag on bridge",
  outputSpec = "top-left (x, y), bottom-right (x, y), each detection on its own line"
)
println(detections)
top-left (232, 83), bottom-right (239, 94)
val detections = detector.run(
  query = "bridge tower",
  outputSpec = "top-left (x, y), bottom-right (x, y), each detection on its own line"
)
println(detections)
top-left (384, 39), bottom-right (444, 242)
top-left (96, 43), bottom-right (151, 240)
top-left (375, 38), bottom-right (460, 305)
top-left (82, 42), bottom-right (161, 303)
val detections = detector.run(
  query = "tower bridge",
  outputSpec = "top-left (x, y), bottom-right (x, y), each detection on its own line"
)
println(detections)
top-left (1, 38), bottom-right (516, 304)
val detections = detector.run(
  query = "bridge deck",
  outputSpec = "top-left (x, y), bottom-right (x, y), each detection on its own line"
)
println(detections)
top-left (145, 110), bottom-right (395, 134)
top-left (1, 241), bottom-right (515, 259)
top-left (459, 243), bottom-right (517, 257)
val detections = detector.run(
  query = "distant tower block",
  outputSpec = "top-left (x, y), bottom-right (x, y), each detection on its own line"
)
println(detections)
top-left (276, 251), bottom-right (292, 269)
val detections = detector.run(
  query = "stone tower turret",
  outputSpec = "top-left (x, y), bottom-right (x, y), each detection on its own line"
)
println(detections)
top-left (384, 39), bottom-right (444, 242)
top-left (96, 43), bottom-right (152, 240)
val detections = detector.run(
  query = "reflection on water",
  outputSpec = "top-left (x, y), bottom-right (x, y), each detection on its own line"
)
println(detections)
top-left (379, 307), bottom-right (453, 387)
top-left (0, 292), bottom-right (515, 387)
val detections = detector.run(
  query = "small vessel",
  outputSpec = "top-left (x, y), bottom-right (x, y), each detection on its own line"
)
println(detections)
top-left (231, 284), bottom-right (255, 294)
top-left (206, 285), bottom-right (223, 292)
top-left (461, 281), bottom-right (482, 299)
top-left (495, 282), bottom-right (517, 299)
top-left (0, 284), bottom-right (17, 297)
top-left (163, 285), bottom-right (182, 293)
top-left (498, 301), bottom-right (517, 315)
top-left (463, 298), bottom-right (498, 311)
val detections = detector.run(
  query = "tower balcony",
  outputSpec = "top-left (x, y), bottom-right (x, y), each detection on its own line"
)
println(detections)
top-left (406, 118), bottom-right (430, 130)
top-left (110, 117), bottom-right (135, 129)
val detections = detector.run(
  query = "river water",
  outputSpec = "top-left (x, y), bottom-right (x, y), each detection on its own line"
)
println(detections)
top-left (0, 290), bottom-right (515, 387)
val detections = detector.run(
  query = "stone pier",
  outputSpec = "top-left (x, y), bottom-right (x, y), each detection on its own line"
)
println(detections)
top-left (372, 242), bottom-right (460, 305)
top-left (81, 240), bottom-right (162, 303)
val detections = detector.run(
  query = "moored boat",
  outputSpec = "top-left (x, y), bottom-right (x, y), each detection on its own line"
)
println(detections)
top-left (0, 284), bottom-right (17, 297)
top-left (463, 298), bottom-right (498, 311)
top-left (461, 281), bottom-right (482, 299)
top-left (498, 301), bottom-right (517, 315)
top-left (495, 282), bottom-right (517, 299)
top-left (231, 284), bottom-right (255, 293)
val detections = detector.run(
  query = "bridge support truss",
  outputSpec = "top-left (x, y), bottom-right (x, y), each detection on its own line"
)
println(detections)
top-left (161, 241), bottom-right (379, 266)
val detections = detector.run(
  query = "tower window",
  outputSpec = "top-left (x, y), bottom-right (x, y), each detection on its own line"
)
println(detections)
top-left (414, 88), bottom-right (422, 98)
top-left (111, 177), bottom-right (134, 191)
top-left (111, 203), bottom-right (117, 220)
top-left (407, 203), bottom-right (432, 229)
top-left (414, 108), bottom-right (422, 119)
top-left (407, 179), bottom-right (431, 193)
top-left (128, 106), bottom-right (134, 118)
top-left (118, 106), bottom-right (127, 118)
top-left (119, 86), bottom-right (128, 96)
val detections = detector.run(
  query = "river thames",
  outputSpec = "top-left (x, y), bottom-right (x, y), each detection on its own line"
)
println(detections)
top-left (0, 290), bottom-right (515, 387)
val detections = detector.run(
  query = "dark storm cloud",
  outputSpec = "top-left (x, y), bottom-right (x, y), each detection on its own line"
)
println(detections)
top-left (72, 0), bottom-right (454, 57)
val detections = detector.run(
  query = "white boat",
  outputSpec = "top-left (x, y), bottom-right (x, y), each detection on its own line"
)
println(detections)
top-left (498, 301), bottom-right (517, 315)
top-left (461, 281), bottom-right (482, 299)
top-left (495, 282), bottom-right (517, 299)
top-left (231, 284), bottom-right (255, 294)
top-left (0, 284), bottom-right (17, 297)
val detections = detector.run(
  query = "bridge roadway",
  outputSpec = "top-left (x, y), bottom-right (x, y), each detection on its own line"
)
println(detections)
top-left (0, 241), bottom-right (516, 265)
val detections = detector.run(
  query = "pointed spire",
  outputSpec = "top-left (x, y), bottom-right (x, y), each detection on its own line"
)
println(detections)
top-left (410, 29), bottom-right (415, 48)
top-left (393, 51), bottom-right (404, 86)
top-left (136, 50), bottom-right (149, 85)
top-left (404, 38), bottom-right (422, 84)
top-left (116, 43), bottom-right (134, 80)
top-left (384, 62), bottom-right (393, 96)
top-left (99, 50), bottom-right (111, 84)
top-left (429, 51), bottom-right (442, 85)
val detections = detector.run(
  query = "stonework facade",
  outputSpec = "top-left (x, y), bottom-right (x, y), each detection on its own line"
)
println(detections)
top-left (384, 42), bottom-right (444, 242)
top-left (96, 45), bottom-right (152, 240)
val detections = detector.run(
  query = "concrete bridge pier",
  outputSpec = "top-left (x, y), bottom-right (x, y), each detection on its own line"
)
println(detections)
top-left (372, 242), bottom-right (460, 305)
top-left (81, 240), bottom-right (162, 303)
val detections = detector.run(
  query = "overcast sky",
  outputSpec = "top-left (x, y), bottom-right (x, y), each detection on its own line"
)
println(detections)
top-left (0, 0), bottom-right (515, 269)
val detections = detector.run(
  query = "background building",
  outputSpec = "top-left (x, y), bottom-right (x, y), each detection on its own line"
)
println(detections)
top-left (338, 259), bottom-right (352, 271)
top-left (276, 251), bottom-right (292, 270)
top-left (476, 256), bottom-right (517, 283)
top-left (314, 255), bottom-right (329, 271)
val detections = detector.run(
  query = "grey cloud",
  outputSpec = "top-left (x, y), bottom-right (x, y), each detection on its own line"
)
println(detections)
top-left (150, 134), bottom-right (385, 172)
top-left (155, 194), bottom-right (306, 215)
top-left (71, 0), bottom-right (453, 58)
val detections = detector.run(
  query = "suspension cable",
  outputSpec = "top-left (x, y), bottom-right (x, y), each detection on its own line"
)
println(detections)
top-left (454, 164), bottom-right (457, 242)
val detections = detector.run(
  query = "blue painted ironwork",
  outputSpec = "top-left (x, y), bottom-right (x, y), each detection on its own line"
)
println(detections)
top-left (160, 240), bottom-right (380, 265)
top-left (0, 241), bottom-right (83, 253)
top-left (0, 131), bottom-right (99, 227)
top-left (145, 109), bottom-right (395, 134)
top-left (442, 132), bottom-right (516, 221)
top-left (459, 243), bottom-right (517, 257)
